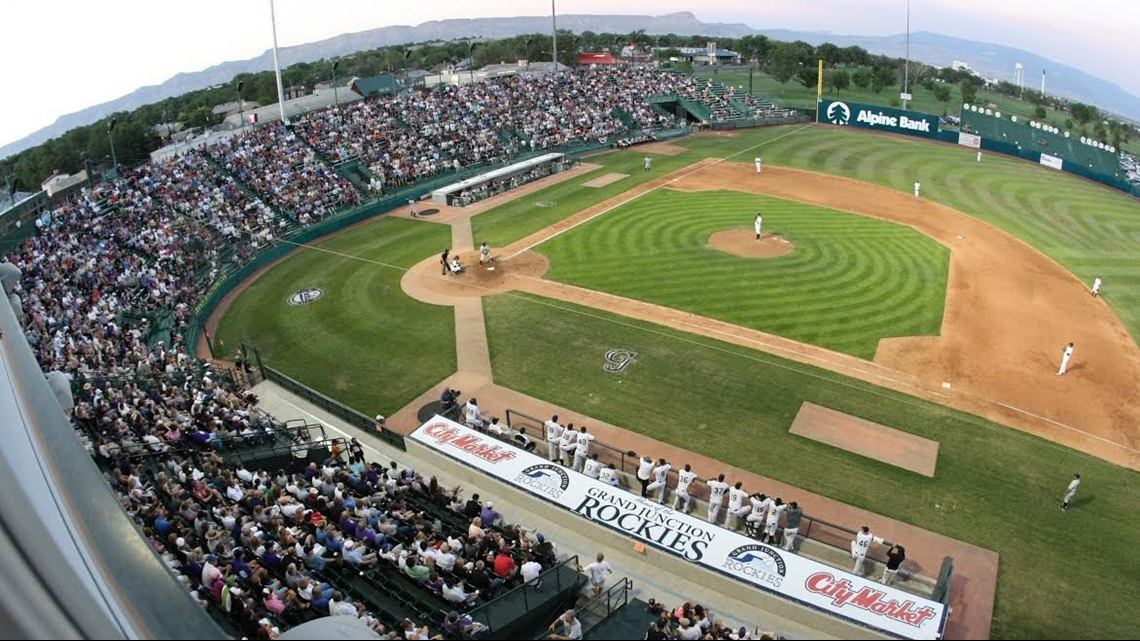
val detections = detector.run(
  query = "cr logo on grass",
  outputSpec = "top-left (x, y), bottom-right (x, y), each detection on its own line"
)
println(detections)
top-left (603, 349), bottom-right (638, 373)
top-left (287, 288), bottom-right (325, 306)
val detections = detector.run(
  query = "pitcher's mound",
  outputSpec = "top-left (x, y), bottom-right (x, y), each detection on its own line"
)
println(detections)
top-left (708, 230), bottom-right (793, 259)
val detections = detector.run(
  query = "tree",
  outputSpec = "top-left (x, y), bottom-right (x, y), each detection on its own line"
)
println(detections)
top-left (1065, 118), bottom-right (1074, 130)
top-left (932, 83), bottom-right (952, 105)
top-left (870, 65), bottom-right (896, 94)
top-left (767, 42), bottom-right (800, 84)
top-left (839, 45), bottom-right (871, 66)
top-left (830, 69), bottom-right (850, 94)
top-left (960, 79), bottom-right (979, 105)
top-left (796, 67), bottom-right (817, 89)
top-left (851, 69), bottom-right (872, 90)
top-left (815, 42), bottom-right (841, 66)
top-left (1033, 105), bottom-right (1047, 119)
top-left (1070, 103), bottom-right (1093, 125)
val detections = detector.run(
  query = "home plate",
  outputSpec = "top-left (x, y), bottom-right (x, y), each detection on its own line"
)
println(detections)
top-left (942, 382), bottom-right (951, 389)
top-left (487, 267), bottom-right (495, 271)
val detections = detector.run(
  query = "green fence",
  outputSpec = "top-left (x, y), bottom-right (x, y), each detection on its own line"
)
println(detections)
top-left (959, 108), bottom-right (1122, 177)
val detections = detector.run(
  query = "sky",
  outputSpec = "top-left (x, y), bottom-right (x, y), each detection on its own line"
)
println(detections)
top-left (1, 0), bottom-right (1137, 148)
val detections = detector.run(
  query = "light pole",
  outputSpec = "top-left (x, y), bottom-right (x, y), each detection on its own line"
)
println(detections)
top-left (331, 60), bottom-right (340, 110)
top-left (468, 41), bottom-right (480, 84)
top-left (107, 118), bottom-right (119, 171)
top-left (551, 0), bottom-right (558, 74)
top-left (236, 80), bottom-right (246, 129)
top-left (268, 0), bottom-right (288, 124)
top-left (902, 0), bottom-right (911, 110)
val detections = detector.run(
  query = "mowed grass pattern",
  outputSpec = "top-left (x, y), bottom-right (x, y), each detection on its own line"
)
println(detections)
top-left (679, 126), bottom-right (1140, 345)
top-left (214, 217), bottom-right (455, 417)
top-left (537, 189), bottom-right (949, 358)
top-left (484, 293), bottom-right (1140, 641)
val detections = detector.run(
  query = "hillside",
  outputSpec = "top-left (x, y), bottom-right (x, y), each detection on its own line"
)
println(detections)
top-left (3, 12), bottom-right (1139, 159)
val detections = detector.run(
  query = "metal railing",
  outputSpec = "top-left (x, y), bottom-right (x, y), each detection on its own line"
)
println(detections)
top-left (466, 554), bottom-right (584, 635)
top-left (504, 408), bottom-right (904, 566)
top-left (538, 576), bottom-right (634, 639)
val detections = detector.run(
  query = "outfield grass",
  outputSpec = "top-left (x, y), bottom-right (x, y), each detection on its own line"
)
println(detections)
top-left (483, 292), bottom-right (1140, 640)
top-left (214, 217), bottom-right (455, 416)
top-left (535, 188), bottom-right (948, 358)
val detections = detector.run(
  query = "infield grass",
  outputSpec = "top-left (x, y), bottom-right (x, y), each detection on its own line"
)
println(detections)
top-left (484, 292), bottom-right (1140, 641)
top-left (214, 217), bottom-right (455, 417)
top-left (536, 188), bottom-right (949, 358)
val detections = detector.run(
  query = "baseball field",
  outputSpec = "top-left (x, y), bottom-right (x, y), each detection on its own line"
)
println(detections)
top-left (214, 124), bottom-right (1140, 639)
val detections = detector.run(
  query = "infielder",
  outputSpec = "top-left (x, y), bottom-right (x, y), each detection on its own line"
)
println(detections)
top-left (726, 482), bottom-right (751, 530)
top-left (644, 156), bottom-right (652, 172)
top-left (782, 501), bottom-right (803, 551)
top-left (706, 474), bottom-right (729, 524)
top-left (913, 181), bottom-right (921, 197)
top-left (754, 157), bottom-right (763, 174)
top-left (408, 198), bottom-right (418, 218)
top-left (754, 213), bottom-right (763, 241)
top-left (672, 464), bottom-right (698, 513)
top-left (1091, 276), bottom-right (1102, 297)
top-left (646, 458), bottom-right (672, 504)
top-left (479, 241), bottom-right (496, 269)
top-left (544, 415), bottom-right (563, 461)
top-left (572, 427), bottom-right (594, 472)
top-left (851, 525), bottom-right (885, 576)
top-left (1058, 342), bottom-right (1074, 375)
top-left (763, 497), bottom-right (787, 545)
top-left (976, 150), bottom-right (982, 163)
top-left (1061, 472), bottom-right (1081, 511)
top-left (559, 423), bottom-right (578, 467)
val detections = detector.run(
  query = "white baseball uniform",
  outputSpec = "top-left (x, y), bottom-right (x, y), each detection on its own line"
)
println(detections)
top-left (851, 530), bottom-right (884, 575)
top-left (727, 487), bottom-right (750, 529)
top-left (1058, 345), bottom-right (1074, 375)
top-left (745, 496), bottom-right (771, 526)
top-left (464, 402), bottom-right (481, 428)
top-left (754, 157), bottom-right (762, 173)
top-left (646, 463), bottom-right (672, 502)
top-left (583, 458), bottom-right (602, 479)
top-left (672, 469), bottom-right (698, 513)
top-left (573, 433), bottom-right (594, 472)
top-left (706, 480), bottom-right (728, 524)
top-left (914, 181), bottom-right (921, 197)
top-left (754, 215), bottom-right (763, 239)
top-left (559, 428), bottom-right (578, 466)
top-left (1092, 277), bottom-right (1102, 296)
top-left (544, 420), bottom-right (563, 461)
top-left (598, 467), bottom-right (618, 486)
top-left (1063, 478), bottom-right (1080, 504)
top-left (644, 156), bottom-right (652, 171)
top-left (765, 502), bottom-right (787, 539)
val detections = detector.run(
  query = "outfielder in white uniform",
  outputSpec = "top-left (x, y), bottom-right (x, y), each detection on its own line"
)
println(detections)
top-left (572, 427), bottom-right (594, 472)
top-left (544, 416), bottom-right (563, 462)
top-left (706, 474), bottom-right (729, 524)
top-left (644, 156), bottom-right (652, 172)
top-left (763, 498), bottom-right (787, 544)
top-left (976, 150), bottom-right (982, 163)
top-left (672, 465), bottom-right (698, 513)
top-left (646, 459), bottom-right (672, 503)
top-left (754, 213), bottom-right (763, 241)
top-left (754, 157), bottom-right (762, 174)
top-left (1061, 472), bottom-right (1081, 510)
top-left (744, 493), bottom-right (771, 534)
top-left (1091, 277), bottom-right (1102, 297)
top-left (913, 181), bottom-right (921, 197)
top-left (851, 526), bottom-right (885, 576)
top-left (1058, 342), bottom-right (1074, 375)
top-left (726, 483), bottom-right (751, 530)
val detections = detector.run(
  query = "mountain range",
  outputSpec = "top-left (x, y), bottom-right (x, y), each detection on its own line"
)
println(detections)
top-left (4, 11), bottom-right (1139, 160)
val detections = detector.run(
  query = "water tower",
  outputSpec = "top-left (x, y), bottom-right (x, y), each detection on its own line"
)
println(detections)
top-left (1015, 63), bottom-right (1024, 90)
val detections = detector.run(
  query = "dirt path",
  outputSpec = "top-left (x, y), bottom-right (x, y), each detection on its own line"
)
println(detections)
top-left (666, 164), bottom-right (1140, 467)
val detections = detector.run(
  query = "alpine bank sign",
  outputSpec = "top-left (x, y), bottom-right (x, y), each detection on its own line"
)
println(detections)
top-left (819, 99), bottom-right (940, 139)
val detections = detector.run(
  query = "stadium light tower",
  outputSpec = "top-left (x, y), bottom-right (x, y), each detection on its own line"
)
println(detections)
top-left (331, 60), bottom-right (340, 110)
top-left (268, 0), bottom-right (288, 124)
top-left (236, 81), bottom-right (246, 129)
top-left (107, 118), bottom-right (118, 170)
top-left (902, 0), bottom-right (911, 110)
top-left (551, 0), bottom-right (559, 74)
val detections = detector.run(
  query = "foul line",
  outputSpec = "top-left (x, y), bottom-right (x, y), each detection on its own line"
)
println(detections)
top-left (507, 122), bottom-right (817, 259)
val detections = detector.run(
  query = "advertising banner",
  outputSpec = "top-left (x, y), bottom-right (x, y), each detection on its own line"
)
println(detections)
top-left (818, 99), bottom-right (941, 139)
top-left (957, 132), bottom-right (982, 149)
top-left (1039, 153), bottom-right (1064, 170)
top-left (410, 416), bottom-right (948, 640)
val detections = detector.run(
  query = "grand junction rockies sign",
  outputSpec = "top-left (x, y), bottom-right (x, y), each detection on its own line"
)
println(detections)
top-left (411, 417), bottom-right (948, 639)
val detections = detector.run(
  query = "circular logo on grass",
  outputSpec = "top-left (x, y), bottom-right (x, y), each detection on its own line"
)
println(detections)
top-left (535, 201), bottom-right (556, 208)
top-left (288, 288), bottom-right (325, 306)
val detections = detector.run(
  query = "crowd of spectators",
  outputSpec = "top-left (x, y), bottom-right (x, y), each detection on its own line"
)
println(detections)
top-left (642, 598), bottom-right (784, 640)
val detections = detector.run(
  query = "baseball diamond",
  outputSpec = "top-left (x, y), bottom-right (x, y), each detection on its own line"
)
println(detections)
top-left (215, 125), bottom-right (1140, 640)
top-left (8, 22), bottom-right (1140, 641)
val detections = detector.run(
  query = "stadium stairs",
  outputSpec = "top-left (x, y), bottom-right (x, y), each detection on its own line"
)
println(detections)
top-left (582, 598), bottom-right (658, 640)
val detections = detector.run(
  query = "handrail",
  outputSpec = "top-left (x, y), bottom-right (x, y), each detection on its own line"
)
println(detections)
top-left (537, 576), bottom-right (634, 639)
top-left (466, 554), bottom-right (583, 634)
top-left (503, 408), bottom-right (904, 566)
